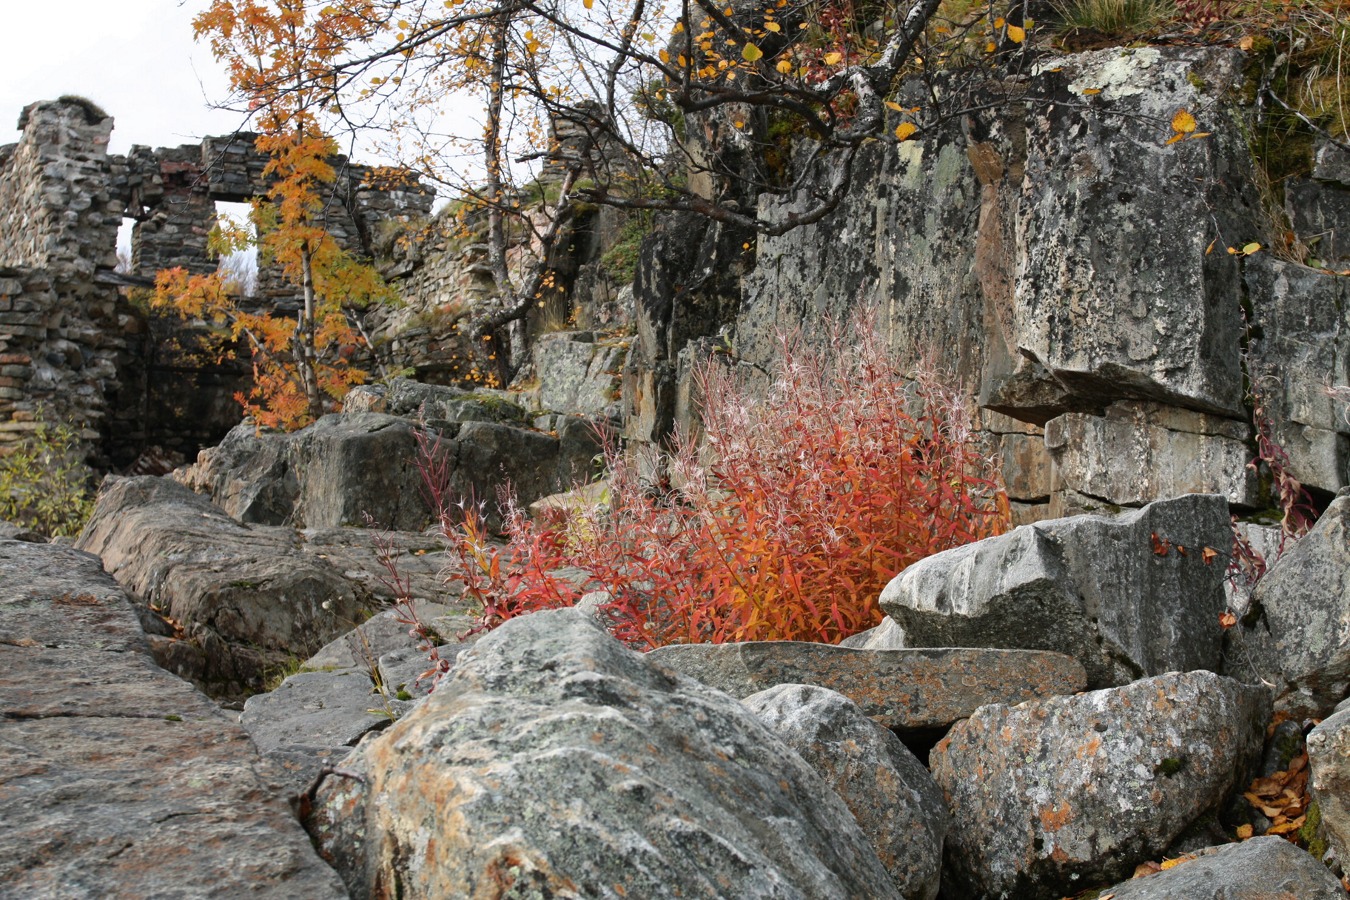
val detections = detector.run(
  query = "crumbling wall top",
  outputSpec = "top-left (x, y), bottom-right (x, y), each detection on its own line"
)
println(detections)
top-left (0, 98), bottom-right (121, 287)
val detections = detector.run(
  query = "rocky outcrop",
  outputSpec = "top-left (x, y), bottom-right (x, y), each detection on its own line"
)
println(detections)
top-left (177, 400), bottom-right (602, 532)
top-left (718, 46), bottom-right (1347, 519)
top-left (930, 671), bottom-right (1270, 899)
top-left (0, 537), bottom-right (346, 898)
top-left (880, 494), bottom-right (1231, 688)
top-left (744, 684), bottom-right (949, 899)
top-left (647, 641), bottom-right (1086, 731)
top-left (309, 609), bottom-right (902, 898)
top-left (175, 413), bottom-right (428, 529)
top-left (74, 475), bottom-right (455, 699)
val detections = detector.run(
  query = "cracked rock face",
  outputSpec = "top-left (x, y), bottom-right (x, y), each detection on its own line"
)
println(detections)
top-left (74, 475), bottom-right (461, 700)
top-left (930, 671), bottom-right (1270, 899)
top-left (308, 608), bottom-right (901, 899)
top-left (0, 538), bottom-right (346, 899)
top-left (880, 494), bottom-right (1231, 688)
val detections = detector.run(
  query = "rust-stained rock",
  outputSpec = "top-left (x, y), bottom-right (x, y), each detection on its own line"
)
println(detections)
top-left (930, 671), bottom-right (1269, 899)
top-left (308, 608), bottom-right (901, 899)
top-left (744, 684), bottom-right (949, 899)
top-left (646, 642), bottom-right (1086, 731)
top-left (0, 538), bottom-right (347, 899)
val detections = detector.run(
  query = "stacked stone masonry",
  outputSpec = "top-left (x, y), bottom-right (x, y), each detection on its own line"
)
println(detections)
top-left (0, 98), bottom-right (433, 467)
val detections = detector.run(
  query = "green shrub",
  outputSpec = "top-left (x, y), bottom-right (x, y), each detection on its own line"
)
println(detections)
top-left (0, 411), bottom-right (96, 538)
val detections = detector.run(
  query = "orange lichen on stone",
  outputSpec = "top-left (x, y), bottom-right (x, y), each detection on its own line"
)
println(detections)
top-left (1039, 801), bottom-right (1073, 832)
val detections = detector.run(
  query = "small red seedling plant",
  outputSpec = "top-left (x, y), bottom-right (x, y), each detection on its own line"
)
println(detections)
top-left (441, 310), bottom-right (1010, 648)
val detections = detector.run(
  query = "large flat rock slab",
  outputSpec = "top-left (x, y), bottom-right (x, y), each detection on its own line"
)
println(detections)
top-left (0, 538), bottom-right (347, 899)
top-left (646, 642), bottom-right (1086, 731)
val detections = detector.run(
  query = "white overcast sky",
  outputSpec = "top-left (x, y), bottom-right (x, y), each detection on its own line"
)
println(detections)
top-left (0, 1), bottom-right (247, 155)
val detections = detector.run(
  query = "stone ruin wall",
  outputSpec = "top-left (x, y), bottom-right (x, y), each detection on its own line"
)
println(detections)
top-left (0, 96), bottom-right (614, 473)
top-left (0, 98), bottom-right (435, 470)
top-left (0, 99), bottom-right (126, 462)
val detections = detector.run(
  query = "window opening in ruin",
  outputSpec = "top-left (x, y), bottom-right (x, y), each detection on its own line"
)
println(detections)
top-left (116, 218), bottom-right (135, 274)
top-left (215, 201), bottom-right (258, 298)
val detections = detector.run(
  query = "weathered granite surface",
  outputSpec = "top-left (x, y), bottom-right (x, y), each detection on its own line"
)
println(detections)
top-left (310, 609), bottom-right (901, 898)
top-left (0, 537), bottom-right (347, 898)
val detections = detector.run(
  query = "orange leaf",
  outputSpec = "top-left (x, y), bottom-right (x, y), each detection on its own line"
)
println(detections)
top-left (1267, 818), bottom-right (1305, 835)
top-left (1172, 108), bottom-right (1197, 134)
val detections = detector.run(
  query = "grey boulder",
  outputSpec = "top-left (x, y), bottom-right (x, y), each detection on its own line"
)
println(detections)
top-left (1247, 490), bottom-right (1350, 717)
top-left (1098, 837), bottom-right (1347, 899)
top-left (837, 616), bottom-right (907, 649)
top-left (930, 670), bottom-right (1270, 899)
top-left (308, 608), bottom-right (901, 899)
top-left (880, 494), bottom-right (1231, 688)
top-left (743, 684), bottom-right (948, 899)
top-left (1308, 704), bottom-right (1350, 872)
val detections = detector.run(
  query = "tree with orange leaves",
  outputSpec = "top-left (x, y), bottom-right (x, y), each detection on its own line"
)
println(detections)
top-left (152, 1), bottom-right (395, 430)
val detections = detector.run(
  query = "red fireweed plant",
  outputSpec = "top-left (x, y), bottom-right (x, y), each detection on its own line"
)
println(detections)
top-left (440, 310), bottom-right (1010, 648)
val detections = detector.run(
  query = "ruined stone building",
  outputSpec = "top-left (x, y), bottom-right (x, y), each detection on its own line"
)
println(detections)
top-left (0, 97), bottom-right (434, 468)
